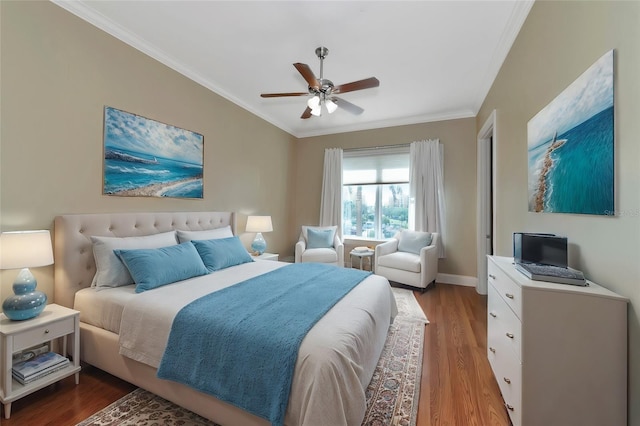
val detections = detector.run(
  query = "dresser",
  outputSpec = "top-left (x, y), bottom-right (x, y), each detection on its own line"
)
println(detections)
top-left (487, 256), bottom-right (627, 426)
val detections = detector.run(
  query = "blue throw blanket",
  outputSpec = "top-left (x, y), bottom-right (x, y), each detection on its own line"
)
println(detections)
top-left (157, 263), bottom-right (371, 426)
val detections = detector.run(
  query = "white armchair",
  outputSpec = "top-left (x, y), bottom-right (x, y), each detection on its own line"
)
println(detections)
top-left (375, 231), bottom-right (439, 291)
top-left (295, 225), bottom-right (344, 267)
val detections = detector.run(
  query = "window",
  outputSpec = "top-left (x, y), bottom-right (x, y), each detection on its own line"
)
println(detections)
top-left (342, 147), bottom-right (410, 239)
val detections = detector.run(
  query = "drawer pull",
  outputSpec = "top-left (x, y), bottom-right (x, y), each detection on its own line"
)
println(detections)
top-left (506, 404), bottom-right (514, 411)
top-left (503, 377), bottom-right (511, 384)
top-left (506, 332), bottom-right (514, 339)
top-left (505, 293), bottom-right (514, 299)
top-left (489, 347), bottom-right (496, 353)
top-left (489, 274), bottom-right (496, 280)
top-left (489, 312), bottom-right (497, 318)
top-left (44, 329), bottom-right (50, 334)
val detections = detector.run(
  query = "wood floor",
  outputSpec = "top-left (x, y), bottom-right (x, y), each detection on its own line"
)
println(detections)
top-left (2, 283), bottom-right (510, 426)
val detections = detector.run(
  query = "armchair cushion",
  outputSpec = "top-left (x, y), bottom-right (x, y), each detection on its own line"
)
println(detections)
top-left (377, 251), bottom-right (422, 273)
top-left (307, 228), bottom-right (334, 248)
top-left (301, 248), bottom-right (339, 264)
top-left (397, 230), bottom-right (433, 255)
top-left (301, 225), bottom-right (337, 244)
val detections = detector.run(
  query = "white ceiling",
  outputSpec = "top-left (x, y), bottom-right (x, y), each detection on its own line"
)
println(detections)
top-left (52, 1), bottom-right (533, 138)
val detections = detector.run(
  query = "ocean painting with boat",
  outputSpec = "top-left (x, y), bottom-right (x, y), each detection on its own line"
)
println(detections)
top-left (103, 107), bottom-right (204, 198)
top-left (527, 50), bottom-right (613, 215)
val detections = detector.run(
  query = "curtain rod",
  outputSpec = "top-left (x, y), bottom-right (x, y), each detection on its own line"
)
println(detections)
top-left (343, 143), bottom-right (410, 153)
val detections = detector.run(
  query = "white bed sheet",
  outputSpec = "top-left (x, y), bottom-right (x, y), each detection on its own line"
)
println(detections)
top-left (78, 260), bottom-right (397, 426)
top-left (74, 284), bottom-right (137, 333)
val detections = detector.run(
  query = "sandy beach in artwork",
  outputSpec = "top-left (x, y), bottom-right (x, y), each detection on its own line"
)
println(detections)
top-left (533, 138), bottom-right (566, 212)
top-left (111, 175), bottom-right (202, 197)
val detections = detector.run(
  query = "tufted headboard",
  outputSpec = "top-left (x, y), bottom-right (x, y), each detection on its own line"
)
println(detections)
top-left (53, 211), bottom-right (236, 309)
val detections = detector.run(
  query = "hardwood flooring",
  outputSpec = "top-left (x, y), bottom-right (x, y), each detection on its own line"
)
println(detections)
top-left (2, 283), bottom-right (510, 426)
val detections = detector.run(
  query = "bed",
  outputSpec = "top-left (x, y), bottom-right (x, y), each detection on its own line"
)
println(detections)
top-left (53, 211), bottom-right (397, 426)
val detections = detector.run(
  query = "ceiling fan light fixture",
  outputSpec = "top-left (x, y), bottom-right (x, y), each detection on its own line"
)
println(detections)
top-left (310, 105), bottom-right (322, 116)
top-left (307, 95), bottom-right (320, 109)
top-left (325, 99), bottom-right (338, 114)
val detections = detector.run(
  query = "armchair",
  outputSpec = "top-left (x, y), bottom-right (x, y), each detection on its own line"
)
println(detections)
top-left (374, 231), bottom-right (439, 291)
top-left (295, 225), bottom-right (344, 267)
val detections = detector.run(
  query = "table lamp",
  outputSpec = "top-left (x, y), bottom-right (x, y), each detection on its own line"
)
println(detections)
top-left (245, 216), bottom-right (273, 255)
top-left (1, 230), bottom-right (53, 321)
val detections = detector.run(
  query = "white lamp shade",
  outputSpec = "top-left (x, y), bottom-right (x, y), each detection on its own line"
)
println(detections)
top-left (0, 230), bottom-right (54, 270)
top-left (245, 216), bottom-right (273, 233)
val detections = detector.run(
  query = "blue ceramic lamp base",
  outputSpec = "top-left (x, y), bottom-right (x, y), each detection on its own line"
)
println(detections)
top-left (251, 232), bottom-right (267, 255)
top-left (2, 268), bottom-right (47, 321)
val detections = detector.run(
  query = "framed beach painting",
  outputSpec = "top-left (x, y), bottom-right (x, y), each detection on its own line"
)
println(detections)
top-left (103, 106), bottom-right (204, 198)
top-left (527, 50), bottom-right (614, 215)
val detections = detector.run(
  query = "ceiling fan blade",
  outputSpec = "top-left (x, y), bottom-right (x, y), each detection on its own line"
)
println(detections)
top-left (331, 97), bottom-right (364, 115)
top-left (301, 107), bottom-right (312, 119)
top-left (260, 92), bottom-right (308, 98)
top-left (293, 63), bottom-right (320, 90)
top-left (333, 77), bottom-right (380, 94)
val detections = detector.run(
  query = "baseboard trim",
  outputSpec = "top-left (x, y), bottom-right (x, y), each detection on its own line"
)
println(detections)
top-left (436, 273), bottom-right (477, 287)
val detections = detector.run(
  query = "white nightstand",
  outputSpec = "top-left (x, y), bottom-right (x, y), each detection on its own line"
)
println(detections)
top-left (0, 304), bottom-right (81, 419)
top-left (253, 252), bottom-right (279, 261)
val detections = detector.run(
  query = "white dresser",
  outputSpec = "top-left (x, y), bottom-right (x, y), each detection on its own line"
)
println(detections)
top-left (487, 256), bottom-right (627, 426)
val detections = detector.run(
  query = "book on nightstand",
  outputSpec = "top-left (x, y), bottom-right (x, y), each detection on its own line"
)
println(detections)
top-left (352, 246), bottom-right (372, 253)
top-left (12, 352), bottom-right (70, 384)
top-left (12, 342), bottom-right (50, 364)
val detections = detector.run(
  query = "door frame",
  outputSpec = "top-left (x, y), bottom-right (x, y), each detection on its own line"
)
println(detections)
top-left (476, 110), bottom-right (497, 295)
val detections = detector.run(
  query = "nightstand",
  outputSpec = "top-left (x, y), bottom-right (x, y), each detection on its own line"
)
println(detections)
top-left (254, 252), bottom-right (279, 261)
top-left (0, 304), bottom-right (81, 419)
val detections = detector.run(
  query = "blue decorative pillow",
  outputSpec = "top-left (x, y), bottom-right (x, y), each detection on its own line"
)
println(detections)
top-left (307, 228), bottom-right (334, 249)
top-left (398, 231), bottom-right (433, 255)
top-left (115, 242), bottom-right (209, 293)
top-left (191, 236), bottom-right (254, 272)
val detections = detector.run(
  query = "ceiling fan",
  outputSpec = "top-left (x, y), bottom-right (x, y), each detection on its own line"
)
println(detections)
top-left (260, 47), bottom-right (380, 119)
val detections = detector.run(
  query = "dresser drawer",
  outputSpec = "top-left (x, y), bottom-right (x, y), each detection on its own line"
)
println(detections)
top-left (488, 260), bottom-right (522, 320)
top-left (488, 336), bottom-right (522, 426)
top-left (488, 283), bottom-right (522, 361)
top-left (12, 316), bottom-right (75, 351)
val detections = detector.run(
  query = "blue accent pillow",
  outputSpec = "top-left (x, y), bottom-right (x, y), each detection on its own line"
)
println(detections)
top-left (398, 231), bottom-right (433, 255)
top-left (115, 242), bottom-right (209, 293)
top-left (191, 236), bottom-right (254, 272)
top-left (307, 228), bottom-right (334, 249)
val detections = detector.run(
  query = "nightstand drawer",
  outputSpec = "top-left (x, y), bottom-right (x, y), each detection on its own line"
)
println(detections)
top-left (13, 317), bottom-right (75, 352)
top-left (488, 261), bottom-right (522, 320)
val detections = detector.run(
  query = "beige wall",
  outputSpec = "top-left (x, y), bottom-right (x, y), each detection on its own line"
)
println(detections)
top-left (477, 1), bottom-right (640, 423)
top-left (0, 1), bottom-right (295, 302)
top-left (291, 118), bottom-right (478, 278)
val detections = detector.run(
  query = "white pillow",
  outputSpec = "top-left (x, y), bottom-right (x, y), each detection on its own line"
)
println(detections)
top-left (176, 226), bottom-right (233, 243)
top-left (301, 225), bottom-right (337, 243)
top-left (91, 231), bottom-right (178, 289)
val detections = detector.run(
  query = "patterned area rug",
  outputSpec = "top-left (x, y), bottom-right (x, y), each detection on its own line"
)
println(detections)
top-left (77, 288), bottom-right (426, 426)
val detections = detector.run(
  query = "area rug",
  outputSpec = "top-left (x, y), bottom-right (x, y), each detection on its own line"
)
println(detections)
top-left (77, 288), bottom-right (427, 426)
top-left (391, 286), bottom-right (429, 324)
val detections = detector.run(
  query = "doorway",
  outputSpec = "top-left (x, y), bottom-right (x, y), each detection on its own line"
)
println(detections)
top-left (476, 111), bottom-right (497, 295)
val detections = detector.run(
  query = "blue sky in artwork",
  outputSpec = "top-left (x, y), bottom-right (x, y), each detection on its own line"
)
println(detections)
top-left (104, 107), bottom-right (203, 165)
top-left (528, 50), bottom-right (613, 149)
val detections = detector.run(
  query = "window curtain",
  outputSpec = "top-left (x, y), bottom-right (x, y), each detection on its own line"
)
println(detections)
top-left (319, 148), bottom-right (343, 238)
top-left (409, 139), bottom-right (446, 257)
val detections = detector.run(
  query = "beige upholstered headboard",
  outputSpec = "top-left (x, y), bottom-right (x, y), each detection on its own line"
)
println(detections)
top-left (53, 211), bottom-right (236, 309)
